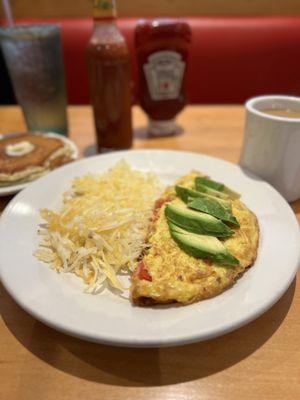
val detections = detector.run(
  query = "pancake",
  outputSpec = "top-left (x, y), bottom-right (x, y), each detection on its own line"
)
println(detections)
top-left (0, 133), bottom-right (74, 186)
top-left (131, 171), bottom-right (259, 305)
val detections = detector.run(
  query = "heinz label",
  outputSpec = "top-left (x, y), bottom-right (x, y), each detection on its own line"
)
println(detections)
top-left (143, 51), bottom-right (185, 100)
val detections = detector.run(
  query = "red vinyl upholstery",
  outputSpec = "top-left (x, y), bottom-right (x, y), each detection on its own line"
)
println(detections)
top-left (2, 16), bottom-right (300, 104)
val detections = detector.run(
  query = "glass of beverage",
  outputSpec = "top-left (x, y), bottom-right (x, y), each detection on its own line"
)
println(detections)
top-left (0, 24), bottom-right (68, 136)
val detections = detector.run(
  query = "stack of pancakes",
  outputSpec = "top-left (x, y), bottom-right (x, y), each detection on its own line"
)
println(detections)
top-left (0, 133), bottom-right (75, 187)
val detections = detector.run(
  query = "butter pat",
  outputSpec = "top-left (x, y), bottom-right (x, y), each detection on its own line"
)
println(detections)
top-left (6, 141), bottom-right (35, 157)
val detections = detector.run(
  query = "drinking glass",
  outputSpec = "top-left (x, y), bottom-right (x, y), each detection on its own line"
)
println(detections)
top-left (0, 24), bottom-right (68, 136)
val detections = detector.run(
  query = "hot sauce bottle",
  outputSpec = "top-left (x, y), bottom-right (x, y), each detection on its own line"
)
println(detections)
top-left (135, 19), bottom-right (191, 136)
top-left (87, 0), bottom-right (132, 151)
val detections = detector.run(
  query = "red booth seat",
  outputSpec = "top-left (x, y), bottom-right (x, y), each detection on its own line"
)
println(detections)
top-left (2, 16), bottom-right (300, 104)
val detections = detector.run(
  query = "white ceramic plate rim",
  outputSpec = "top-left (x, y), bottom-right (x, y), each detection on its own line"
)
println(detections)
top-left (0, 132), bottom-right (78, 196)
top-left (0, 149), bottom-right (299, 347)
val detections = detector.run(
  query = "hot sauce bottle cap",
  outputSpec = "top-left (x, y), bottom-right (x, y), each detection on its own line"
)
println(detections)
top-left (93, 0), bottom-right (116, 21)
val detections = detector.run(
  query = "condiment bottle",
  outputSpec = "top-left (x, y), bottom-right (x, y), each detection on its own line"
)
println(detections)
top-left (135, 19), bottom-right (191, 136)
top-left (87, 0), bottom-right (132, 151)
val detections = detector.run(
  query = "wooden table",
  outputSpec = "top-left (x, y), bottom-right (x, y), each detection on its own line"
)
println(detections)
top-left (0, 106), bottom-right (299, 400)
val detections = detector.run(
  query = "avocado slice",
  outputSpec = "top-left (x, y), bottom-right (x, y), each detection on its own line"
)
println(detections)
top-left (165, 203), bottom-right (234, 237)
top-left (168, 222), bottom-right (239, 266)
top-left (194, 182), bottom-right (230, 200)
top-left (175, 185), bottom-right (232, 210)
top-left (187, 197), bottom-right (240, 227)
top-left (175, 185), bottom-right (202, 203)
top-left (195, 177), bottom-right (240, 200)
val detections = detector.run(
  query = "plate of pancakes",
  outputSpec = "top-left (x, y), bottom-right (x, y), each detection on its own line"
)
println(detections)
top-left (0, 132), bottom-right (78, 196)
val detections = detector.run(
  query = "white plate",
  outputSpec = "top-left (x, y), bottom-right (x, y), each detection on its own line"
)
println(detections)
top-left (0, 132), bottom-right (79, 196)
top-left (0, 150), bottom-right (299, 347)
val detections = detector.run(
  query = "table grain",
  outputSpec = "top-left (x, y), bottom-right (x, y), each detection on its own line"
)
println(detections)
top-left (0, 105), bottom-right (299, 400)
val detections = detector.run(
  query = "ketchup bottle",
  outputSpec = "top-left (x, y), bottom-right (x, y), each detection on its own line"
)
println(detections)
top-left (87, 0), bottom-right (132, 151)
top-left (135, 19), bottom-right (191, 136)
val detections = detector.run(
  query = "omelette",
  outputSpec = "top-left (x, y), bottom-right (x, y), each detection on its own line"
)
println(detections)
top-left (131, 171), bottom-right (259, 305)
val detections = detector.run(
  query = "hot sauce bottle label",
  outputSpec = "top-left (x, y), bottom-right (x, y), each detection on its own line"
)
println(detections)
top-left (143, 51), bottom-right (185, 101)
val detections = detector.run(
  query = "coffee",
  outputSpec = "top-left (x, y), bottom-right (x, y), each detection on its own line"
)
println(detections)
top-left (260, 108), bottom-right (300, 119)
top-left (242, 95), bottom-right (300, 201)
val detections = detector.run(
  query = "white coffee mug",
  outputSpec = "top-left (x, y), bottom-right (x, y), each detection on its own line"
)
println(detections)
top-left (240, 95), bottom-right (300, 202)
